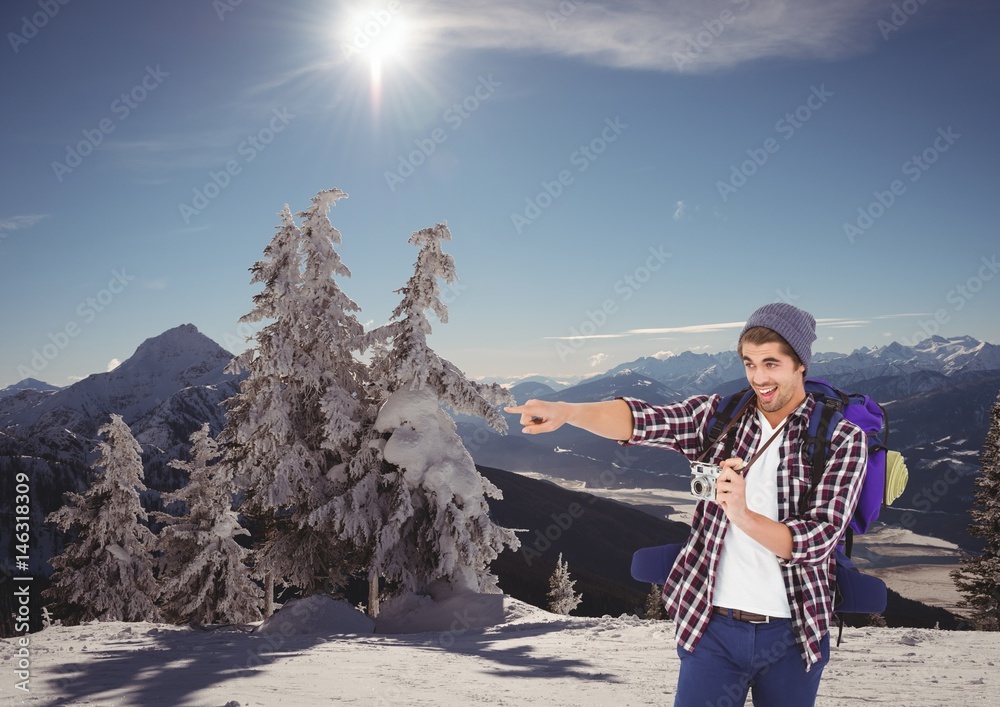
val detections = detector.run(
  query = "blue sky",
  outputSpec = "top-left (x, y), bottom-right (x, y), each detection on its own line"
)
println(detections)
top-left (2, 0), bottom-right (998, 389)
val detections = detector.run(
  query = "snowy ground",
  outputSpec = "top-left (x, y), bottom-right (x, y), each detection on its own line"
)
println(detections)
top-left (2, 593), bottom-right (998, 707)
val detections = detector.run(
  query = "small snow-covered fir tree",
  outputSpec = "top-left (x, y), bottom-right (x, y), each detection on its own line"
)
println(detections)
top-left (221, 189), bottom-right (369, 599)
top-left (547, 553), bottom-right (583, 615)
top-left (43, 415), bottom-right (160, 624)
top-left (952, 390), bottom-right (1000, 630)
top-left (355, 222), bottom-right (518, 597)
top-left (155, 423), bottom-right (263, 625)
top-left (644, 584), bottom-right (666, 621)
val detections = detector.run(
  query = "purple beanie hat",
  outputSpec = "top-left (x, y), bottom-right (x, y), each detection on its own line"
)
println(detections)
top-left (740, 303), bottom-right (817, 370)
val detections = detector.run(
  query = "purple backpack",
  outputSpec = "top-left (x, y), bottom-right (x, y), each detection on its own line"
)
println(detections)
top-left (801, 378), bottom-right (887, 538)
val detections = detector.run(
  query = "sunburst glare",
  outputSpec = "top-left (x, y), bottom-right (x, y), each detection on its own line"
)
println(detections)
top-left (338, 4), bottom-right (417, 119)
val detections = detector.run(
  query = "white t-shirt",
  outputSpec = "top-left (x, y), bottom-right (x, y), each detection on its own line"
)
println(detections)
top-left (712, 410), bottom-right (792, 617)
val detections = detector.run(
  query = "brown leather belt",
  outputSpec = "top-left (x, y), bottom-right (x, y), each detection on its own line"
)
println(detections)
top-left (713, 607), bottom-right (776, 624)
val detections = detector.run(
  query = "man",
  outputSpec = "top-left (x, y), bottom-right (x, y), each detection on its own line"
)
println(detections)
top-left (505, 303), bottom-right (867, 707)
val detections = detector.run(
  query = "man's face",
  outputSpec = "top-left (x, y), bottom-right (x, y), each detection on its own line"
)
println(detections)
top-left (741, 341), bottom-right (806, 418)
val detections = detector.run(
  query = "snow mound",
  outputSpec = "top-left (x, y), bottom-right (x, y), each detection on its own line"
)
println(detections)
top-left (501, 596), bottom-right (557, 624)
top-left (375, 590), bottom-right (512, 634)
top-left (254, 595), bottom-right (374, 636)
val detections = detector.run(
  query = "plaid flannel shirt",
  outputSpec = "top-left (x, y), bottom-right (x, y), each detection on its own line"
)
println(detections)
top-left (620, 393), bottom-right (868, 671)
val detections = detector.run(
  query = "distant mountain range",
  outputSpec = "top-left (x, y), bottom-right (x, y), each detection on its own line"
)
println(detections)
top-left (602, 335), bottom-right (1000, 397)
top-left (1, 326), bottom-right (997, 602)
top-left (5, 329), bottom-right (995, 458)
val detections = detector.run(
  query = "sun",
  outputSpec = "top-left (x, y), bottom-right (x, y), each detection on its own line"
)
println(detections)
top-left (368, 15), bottom-right (410, 91)
top-left (339, 7), bottom-right (412, 71)
top-left (337, 5), bottom-right (416, 115)
top-left (369, 14), bottom-right (410, 67)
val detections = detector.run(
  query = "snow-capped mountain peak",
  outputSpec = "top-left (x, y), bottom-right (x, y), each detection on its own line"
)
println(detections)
top-left (115, 323), bottom-right (234, 384)
top-left (0, 324), bottom-right (240, 462)
top-left (0, 377), bottom-right (61, 398)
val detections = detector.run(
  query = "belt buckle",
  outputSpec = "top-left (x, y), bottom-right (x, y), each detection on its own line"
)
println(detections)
top-left (733, 608), bottom-right (770, 623)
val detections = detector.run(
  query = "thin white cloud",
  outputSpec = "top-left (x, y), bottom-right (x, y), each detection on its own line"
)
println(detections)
top-left (406, 0), bottom-right (886, 74)
top-left (628, 320), bottom-right (746, 335)
top-left (817, 318), bottom-right (871, 329)
top-left (102, 128), bottom-right (258, 172)
top-left (107, 359), bottom-right (121, 372)
top-left (870, 313), bottom-right (932, 319)
top-left (0, 214), bottom-right (48, 232)
top-left (673, 200), bottom-right (686, 221)
top-left (548, 313), bottom-right (930, 345)
top-left (102, 86), bottom-right (300, 173)
top-left (818, 315), bottom-right (932, 328)
top-left (544, 333), bottom-right (632, 341)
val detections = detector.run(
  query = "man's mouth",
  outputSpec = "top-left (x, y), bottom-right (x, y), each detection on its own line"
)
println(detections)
top-left (756, 386), bottom-right (777, 402)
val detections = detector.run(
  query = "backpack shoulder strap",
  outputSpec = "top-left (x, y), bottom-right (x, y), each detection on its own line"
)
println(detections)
top-left (802, 379), bottom-right (849, 485)
top-left (798, 381), bottom-right (848, 519)
top-left (807, 397), bottom-right (843, 486)
top-left (697, 387), bottom-right (755, 462)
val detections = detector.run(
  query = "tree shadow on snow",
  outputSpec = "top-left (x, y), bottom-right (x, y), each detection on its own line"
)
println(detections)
top-left (371, 592), bottom-right (624, 684)
top-left (39, 622), bottom-right (327, 707)
top-left (375, 619), bottom-right (624, 684)
top-left (40, 599), bottom-right (622, 705)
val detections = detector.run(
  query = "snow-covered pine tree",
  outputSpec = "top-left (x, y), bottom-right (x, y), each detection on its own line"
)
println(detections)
top-left (547, 552), bottom-right (583, 615)
top-left (952, 389), bottom-right (1000, 630)
top-left (155, 423), bottom-right (263, 625)
top-left (42, 415), bottom-right (160, 624)
top-left (355, 222), bottom-right (518, 597)
top-left (308, 417), bottom-right (387, 616)
top-left (221, 189), bottom-right (369, 600)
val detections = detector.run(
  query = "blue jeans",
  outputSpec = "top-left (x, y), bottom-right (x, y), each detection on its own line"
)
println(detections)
top-left (674, 613), bottom-right (829, 707)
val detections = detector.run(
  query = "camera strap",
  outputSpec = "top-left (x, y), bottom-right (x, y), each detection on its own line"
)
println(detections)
top-left (739, 416), bottom-right (790, 476)
top-left (696, 395), bottom-right (789, 474)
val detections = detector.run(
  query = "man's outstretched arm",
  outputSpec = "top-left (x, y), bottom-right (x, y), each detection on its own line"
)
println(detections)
top-left (504, 399), bottom-right (634, 441)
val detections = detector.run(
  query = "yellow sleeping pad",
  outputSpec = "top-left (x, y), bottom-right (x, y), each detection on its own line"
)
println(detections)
top-left (884, 450), bottom-right (909, 505)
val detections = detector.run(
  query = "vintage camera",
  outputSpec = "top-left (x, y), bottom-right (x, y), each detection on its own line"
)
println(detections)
top-left (690, 461), bottom-right (723, 500)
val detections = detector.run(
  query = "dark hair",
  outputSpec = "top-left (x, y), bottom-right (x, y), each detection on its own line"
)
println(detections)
top-left (738, 326), bottom-right (804, 370)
